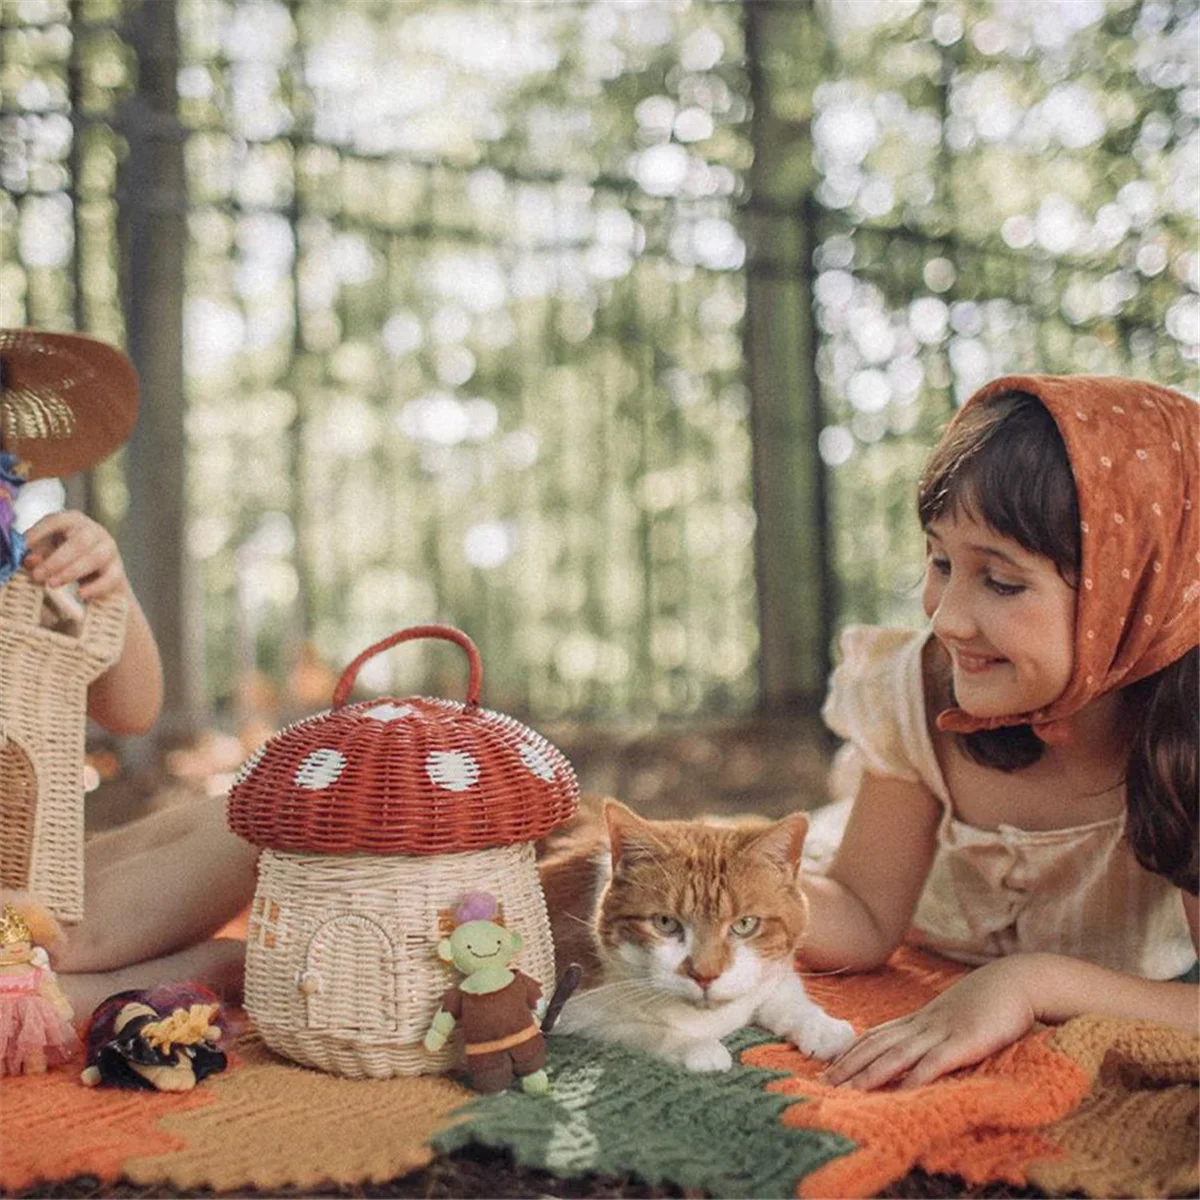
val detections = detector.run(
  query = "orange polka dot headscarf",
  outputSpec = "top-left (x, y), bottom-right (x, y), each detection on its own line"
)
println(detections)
top-left (935, 374), bottom-right (1199, 745)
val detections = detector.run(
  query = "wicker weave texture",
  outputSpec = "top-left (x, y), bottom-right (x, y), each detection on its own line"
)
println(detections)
top-left (228, 698), bottom-right (579, 856)
top-left (245, 842), bottom-right (555, 1079)
top-left (0, 573), bottom-right (128, 921)
top-left (0, 735), bottom-right (37, 889)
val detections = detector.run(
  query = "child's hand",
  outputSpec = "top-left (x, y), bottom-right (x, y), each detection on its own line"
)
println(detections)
top-left (22, 510), bottom-right (130, 601)
top-left (822, 957), bottom-right (1038, 1090)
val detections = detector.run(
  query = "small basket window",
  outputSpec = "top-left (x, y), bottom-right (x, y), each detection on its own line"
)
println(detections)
top-left (249, 898), bottom-right (284, 949)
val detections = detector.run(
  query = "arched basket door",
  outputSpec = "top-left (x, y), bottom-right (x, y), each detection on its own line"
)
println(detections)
top-left (304, 914), bottom-right (398, 1035)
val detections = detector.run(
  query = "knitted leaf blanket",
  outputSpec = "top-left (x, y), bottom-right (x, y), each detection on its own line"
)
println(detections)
top-left (437, 947), bottom-right (1199, 1200)
top-left (1, 947), bottom-right (1194, 1198)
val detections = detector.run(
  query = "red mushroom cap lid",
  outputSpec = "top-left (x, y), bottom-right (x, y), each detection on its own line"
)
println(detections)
top-left (226, 626), bottom-right (579, 856)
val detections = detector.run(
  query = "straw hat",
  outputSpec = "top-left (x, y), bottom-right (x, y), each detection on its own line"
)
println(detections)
top-left (0, 329), bottom-right (139, 480)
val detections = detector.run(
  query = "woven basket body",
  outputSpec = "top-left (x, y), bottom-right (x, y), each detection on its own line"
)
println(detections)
top-left (0, 573), bottom-right (127, 922)
top-left (229, 625), bottom-right (578, 1078)
top-left (245, 841), bottom-right (555, 1079)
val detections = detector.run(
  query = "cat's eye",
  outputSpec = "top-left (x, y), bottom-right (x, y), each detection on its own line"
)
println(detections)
top-left (730, 916), bottom-right (760, 938)
top-left (650, 914), bottom-right (682, 936)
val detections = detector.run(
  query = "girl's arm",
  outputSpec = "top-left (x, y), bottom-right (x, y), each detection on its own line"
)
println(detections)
top-left (24, 510), bottom-right (164, 735)
top-left (85, 594), bottom-right (164, 735)
top-left (802, 771), bottom-right (941, 970)
top-left (825, 890), bottom-right (1200, 1090)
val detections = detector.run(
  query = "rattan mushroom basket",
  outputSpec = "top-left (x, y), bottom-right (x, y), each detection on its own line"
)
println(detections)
top-left (226, 624), bottom-right (579, 1080)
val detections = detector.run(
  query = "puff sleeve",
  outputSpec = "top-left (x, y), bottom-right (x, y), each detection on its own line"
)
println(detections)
top-left (821, 625), bottom-right (930, 789)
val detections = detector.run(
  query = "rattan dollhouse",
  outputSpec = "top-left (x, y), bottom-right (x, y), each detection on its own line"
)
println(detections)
top-left (226, 625), bottom-right (579, 1080)
top-left (0, 327), bottom-right (140, 923)
top-left (0, 573), bottom-right (127, 922)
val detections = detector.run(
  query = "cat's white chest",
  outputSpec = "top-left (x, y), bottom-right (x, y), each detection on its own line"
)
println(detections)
top-left (554, 974), bottom-right (759, 1041)
top-left (661, 990), bottom-right (760, 1041)
top-left (555, 961), bottom-right (855, 1073)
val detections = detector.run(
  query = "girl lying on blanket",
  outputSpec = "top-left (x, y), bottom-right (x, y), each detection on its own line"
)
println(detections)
top-left (799, 374), bottom-right (1198, 1090)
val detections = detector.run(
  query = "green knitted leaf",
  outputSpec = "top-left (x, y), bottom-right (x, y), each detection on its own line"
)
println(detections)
top-left (433, 1029), bottom-right (856, 1198)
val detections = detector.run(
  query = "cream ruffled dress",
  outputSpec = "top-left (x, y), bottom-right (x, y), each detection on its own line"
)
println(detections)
top-left (804, 625), bottom-right (1196, 980)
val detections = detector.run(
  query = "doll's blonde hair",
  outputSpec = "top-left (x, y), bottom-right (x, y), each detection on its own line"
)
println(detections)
top-left (0, 891), bottom-right (66, 951)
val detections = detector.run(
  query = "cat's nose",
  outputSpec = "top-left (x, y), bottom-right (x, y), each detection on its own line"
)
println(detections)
top-left (686, 966), bottom-right (719, 991)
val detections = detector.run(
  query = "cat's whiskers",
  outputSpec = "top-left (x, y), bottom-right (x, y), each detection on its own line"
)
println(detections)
top-left (556, 911), bottom-right (594, 930)
top-left (578, 978), bottom-right (677, 1005)
top-left (578, 977), bottom-right (665, 1001)
top-left (586, 972), bottom-right (731, 1014)
top-left (569, 981), bottom-right (680, 1024)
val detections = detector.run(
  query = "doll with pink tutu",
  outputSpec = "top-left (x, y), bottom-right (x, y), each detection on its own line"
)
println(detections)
top-left (0, 897), bottom-right (79, 1075)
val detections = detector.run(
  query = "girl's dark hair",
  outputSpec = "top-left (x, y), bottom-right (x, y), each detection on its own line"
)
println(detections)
top-left (916, 390), bottom-right (1199, 894)
top-left (1123, 648), bottom-right (1199, 894)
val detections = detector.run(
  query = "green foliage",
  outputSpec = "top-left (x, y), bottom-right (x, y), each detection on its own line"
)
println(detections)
top-left (809, 0), bottom-right (1198, 631)
top-left (1, 0), bottom-right (1194, 719)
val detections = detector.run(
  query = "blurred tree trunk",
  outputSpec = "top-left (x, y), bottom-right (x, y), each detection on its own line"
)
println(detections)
top-left (116, 0), bottom-right (201, 750)
top-left (742, 0), bottom-right (834, 713)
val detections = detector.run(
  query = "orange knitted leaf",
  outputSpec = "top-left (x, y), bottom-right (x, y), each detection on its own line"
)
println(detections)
top-left (920, 1127), bottom-right (1067, 1186)
top-left (740, 949), bottom-right (1090, 1199)
top-left (0, 1060), bottom-right (216, 1191)
top-left (122, 1033), bottom-right (473, 1193)
top-left (796, 944), bottom-right (970, 1030)
top-left (741, 1031), bottom-right (1088, 1199)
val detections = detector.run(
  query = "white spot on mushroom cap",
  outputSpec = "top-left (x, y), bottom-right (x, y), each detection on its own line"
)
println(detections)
top-left (362, 702), bottom-right (419, 722)
top-left (426, 750), bottom-right (481, 792)
top-left (296, 748), bottom-right (348, 790)
top-left (519, 741), bottom-right (557, 782)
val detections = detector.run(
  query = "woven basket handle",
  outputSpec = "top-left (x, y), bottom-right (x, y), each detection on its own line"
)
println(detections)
top-left (332, 624), bottom-right (482, 709)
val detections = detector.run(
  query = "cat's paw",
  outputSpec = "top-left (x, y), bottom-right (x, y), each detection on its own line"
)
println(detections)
top-left (681, 1040), bottom-right (733, 1073)
top-left (787, 1014), bottom-right (856, 1061)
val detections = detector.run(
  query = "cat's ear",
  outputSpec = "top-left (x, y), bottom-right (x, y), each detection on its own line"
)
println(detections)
top-left (603, 800), bottom-right (661, 868)
top-left (748, 812), bottom-right (809, 876)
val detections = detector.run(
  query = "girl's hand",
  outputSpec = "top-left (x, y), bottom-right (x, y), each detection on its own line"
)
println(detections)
top-left (823, 957), bottom-right (1038, 1090)
top-left (22, 510), bottom-right (129, 601)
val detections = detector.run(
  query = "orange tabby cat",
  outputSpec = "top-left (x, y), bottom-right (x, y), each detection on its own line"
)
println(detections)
top-left (538, 799), bottom-right (855, 1072)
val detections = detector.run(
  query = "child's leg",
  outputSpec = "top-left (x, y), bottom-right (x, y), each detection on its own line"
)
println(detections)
top-left (57, 794), bottom-right (258, 976)
top-left (82, 795), bottom-right (219, 866)
top-left (58, 937), bottom-right (247, 1018)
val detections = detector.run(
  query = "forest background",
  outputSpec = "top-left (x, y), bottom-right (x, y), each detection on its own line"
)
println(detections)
top-left (2, 0), bottom-right (1197, 820)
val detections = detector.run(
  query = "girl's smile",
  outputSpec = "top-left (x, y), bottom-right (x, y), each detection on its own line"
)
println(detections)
top-left (922, 511), bottom-right (1077, 719)
top-left (951, 649), bottom-right (1006, 674)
